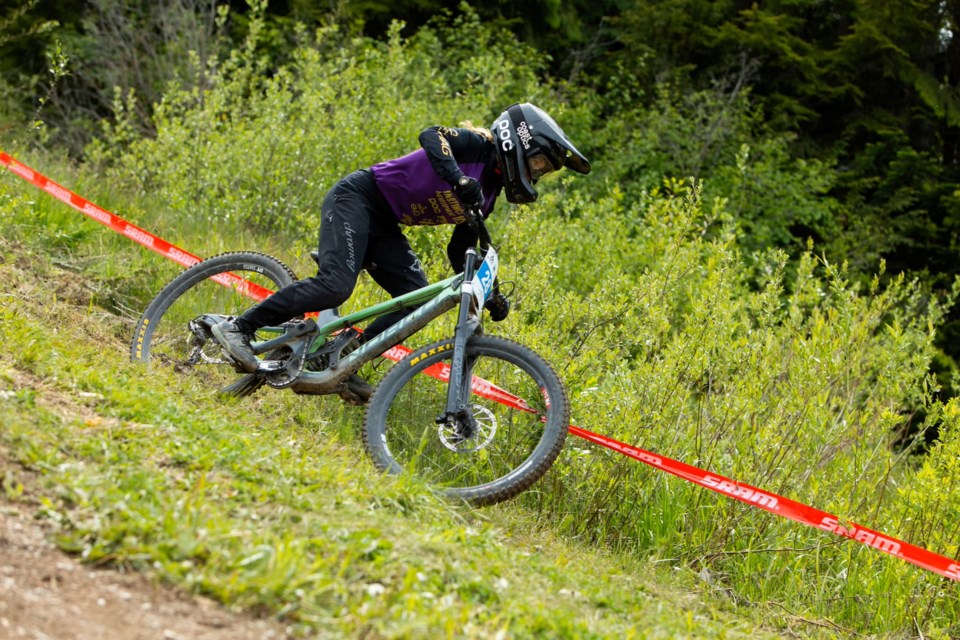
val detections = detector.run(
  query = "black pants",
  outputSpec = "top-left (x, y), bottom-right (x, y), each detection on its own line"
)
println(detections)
top-left (236, 169), bottom-right (429, 339)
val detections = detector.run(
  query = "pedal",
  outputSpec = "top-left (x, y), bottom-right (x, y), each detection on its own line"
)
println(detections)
top-left (218, 374), bottom-right (264, 398)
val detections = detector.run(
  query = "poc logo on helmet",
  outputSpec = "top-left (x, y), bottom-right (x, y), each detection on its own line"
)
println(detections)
top-left (496, 119), bottom-right (513, 152)
top-left (516, 121), bottom-right (533, 150)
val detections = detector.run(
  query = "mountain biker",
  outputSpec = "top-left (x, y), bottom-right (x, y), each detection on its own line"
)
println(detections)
top-left (211, 102), bottom-right (591, 399)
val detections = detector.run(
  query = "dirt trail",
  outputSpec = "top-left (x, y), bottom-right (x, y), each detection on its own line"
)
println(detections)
top-left (0, 244), bottom-right (292, 638)
top-left (0, 477), bottom-right (290, 640)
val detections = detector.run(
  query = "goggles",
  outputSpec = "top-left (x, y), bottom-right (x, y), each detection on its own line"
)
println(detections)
top-left (527, 151), bottom-right (558, 183)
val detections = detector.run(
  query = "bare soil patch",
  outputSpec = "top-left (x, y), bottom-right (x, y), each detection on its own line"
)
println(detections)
top-left (0, 479), bottom-right (291, 640)
top-left (0, 251), bottom-right (293, 640)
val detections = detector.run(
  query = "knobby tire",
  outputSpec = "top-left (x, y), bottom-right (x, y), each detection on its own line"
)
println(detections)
top-left (130, 252), bottom-right (297, 388)
top-left (362, 335), bottom-right (569, 506)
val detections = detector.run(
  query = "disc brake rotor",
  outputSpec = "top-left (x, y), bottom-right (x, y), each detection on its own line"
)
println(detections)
top-left (438, 404), bottom-right (497, 452)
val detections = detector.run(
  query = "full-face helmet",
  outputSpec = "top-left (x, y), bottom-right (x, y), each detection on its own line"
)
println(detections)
top-left (490, 103), bottom-right (591, 204)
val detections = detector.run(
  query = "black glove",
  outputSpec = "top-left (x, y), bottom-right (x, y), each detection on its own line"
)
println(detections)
top-left (454, 175), bottom-right (484, 209)
top-left (485, 292), bottom-right (510, 322)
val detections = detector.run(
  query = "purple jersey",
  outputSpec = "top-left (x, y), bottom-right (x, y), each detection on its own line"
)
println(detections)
top-left (370, 127), bottom-right (501, 226)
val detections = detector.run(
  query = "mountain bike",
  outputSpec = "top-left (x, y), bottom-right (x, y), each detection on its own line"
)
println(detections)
top-left (130, 213), bottom-right (569, 506)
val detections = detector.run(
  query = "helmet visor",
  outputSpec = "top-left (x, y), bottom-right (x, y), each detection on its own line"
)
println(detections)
top-left (527, 151), bottom-right (558, 184)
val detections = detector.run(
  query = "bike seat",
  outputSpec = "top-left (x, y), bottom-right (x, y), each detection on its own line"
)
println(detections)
top-left (314, 308), bottom-right (339, 327)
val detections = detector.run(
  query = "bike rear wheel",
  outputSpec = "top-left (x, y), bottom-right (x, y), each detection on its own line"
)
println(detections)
top-left (130, 252), bottom-right (297, 391)
top-left (362, 335), bottom-right (569, 506)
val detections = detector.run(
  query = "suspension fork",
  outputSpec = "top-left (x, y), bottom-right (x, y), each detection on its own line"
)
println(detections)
top-left (442, 248), bottom-right (481, 421)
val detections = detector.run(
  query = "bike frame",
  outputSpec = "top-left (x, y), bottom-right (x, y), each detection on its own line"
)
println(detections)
top-left (239, 213), bottom-right (497, 418)
top-left (247, 274), bottom-right (460, 396)
top-left (254, 259), bottom-right (483, 400)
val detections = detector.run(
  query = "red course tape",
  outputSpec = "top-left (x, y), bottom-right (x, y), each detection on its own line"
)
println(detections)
top-left (3, 150), bottom-right (958, 581)
top-left (0, 152), bottom-right (275, 301)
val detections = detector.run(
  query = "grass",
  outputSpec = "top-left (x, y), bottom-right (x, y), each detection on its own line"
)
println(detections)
top-left (7, 151), bottom-right (959, 637)
top-left (0, 208), bottom-right (819, 637)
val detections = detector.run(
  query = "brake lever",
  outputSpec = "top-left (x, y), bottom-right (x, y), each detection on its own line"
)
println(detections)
top-left (466, 207), bottom-right (483, 231)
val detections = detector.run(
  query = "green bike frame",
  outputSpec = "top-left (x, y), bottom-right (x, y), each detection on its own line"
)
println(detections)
top-left (255, 271), bottom-right (464, 396)
top-left (240, 212), bottom-right (498, 423)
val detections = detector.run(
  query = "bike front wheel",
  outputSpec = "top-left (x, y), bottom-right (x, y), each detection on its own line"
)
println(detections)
top-left (130, 252), bottom-right (297, 391)
top-left (362, 335), bottom-right (569, 506)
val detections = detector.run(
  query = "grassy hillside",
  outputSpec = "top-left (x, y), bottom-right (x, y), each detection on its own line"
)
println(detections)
top-left (0, 189), bottom-right (819, 638)
top-left (4, 7), bottom-right (960, 637)
top-left (5, 136), bottom-right (960, 636)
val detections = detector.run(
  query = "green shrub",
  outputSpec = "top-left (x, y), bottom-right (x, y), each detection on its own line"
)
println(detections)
top-left (496, 180), bottom-right (958, 632)
top-left (89, 9), bottom-right (546, 247)
top-left (580, 81), bottom-right (838, 268)
top-left (3, 7), bottom-right (959, 633)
